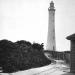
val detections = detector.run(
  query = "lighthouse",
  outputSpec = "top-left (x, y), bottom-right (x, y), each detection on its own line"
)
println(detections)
top-left (46, 1), bottom-right (56, 51)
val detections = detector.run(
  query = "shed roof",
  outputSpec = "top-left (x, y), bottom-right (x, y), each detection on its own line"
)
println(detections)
top-left (66, 33), bottom-right (75, 40)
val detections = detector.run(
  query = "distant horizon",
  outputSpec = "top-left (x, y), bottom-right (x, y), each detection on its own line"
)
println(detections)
top-left (0, 38), bottom-right (70, 51)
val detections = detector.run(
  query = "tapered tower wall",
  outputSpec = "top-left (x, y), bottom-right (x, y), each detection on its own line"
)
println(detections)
top-left (46, 1), bottom-right (56, 51)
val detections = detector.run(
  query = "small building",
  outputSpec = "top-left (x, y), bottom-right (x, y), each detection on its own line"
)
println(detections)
top-left (67, 33), bottom-right (75, 73)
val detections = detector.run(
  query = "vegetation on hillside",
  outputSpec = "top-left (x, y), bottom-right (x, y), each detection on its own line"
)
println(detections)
top-left (0, 39), bottom-right (51, 73)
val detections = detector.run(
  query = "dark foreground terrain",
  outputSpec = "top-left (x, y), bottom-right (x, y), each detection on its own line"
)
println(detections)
top-left (0, 39), bottom-right (51, 73)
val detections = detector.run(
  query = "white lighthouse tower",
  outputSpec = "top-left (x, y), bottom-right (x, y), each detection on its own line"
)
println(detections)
top-left (46, 1), bottom-right (56, 51)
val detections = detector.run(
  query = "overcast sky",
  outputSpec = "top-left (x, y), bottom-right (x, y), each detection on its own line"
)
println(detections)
top-left (0, 0), bottom-right (75, 51)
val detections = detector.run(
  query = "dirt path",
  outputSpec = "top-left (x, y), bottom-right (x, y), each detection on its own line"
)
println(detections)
top-left (34, 60), bottom-right (70, 75)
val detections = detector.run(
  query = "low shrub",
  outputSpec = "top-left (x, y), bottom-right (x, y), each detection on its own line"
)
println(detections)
top-left (0, 40), bottom-right (51, 73)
